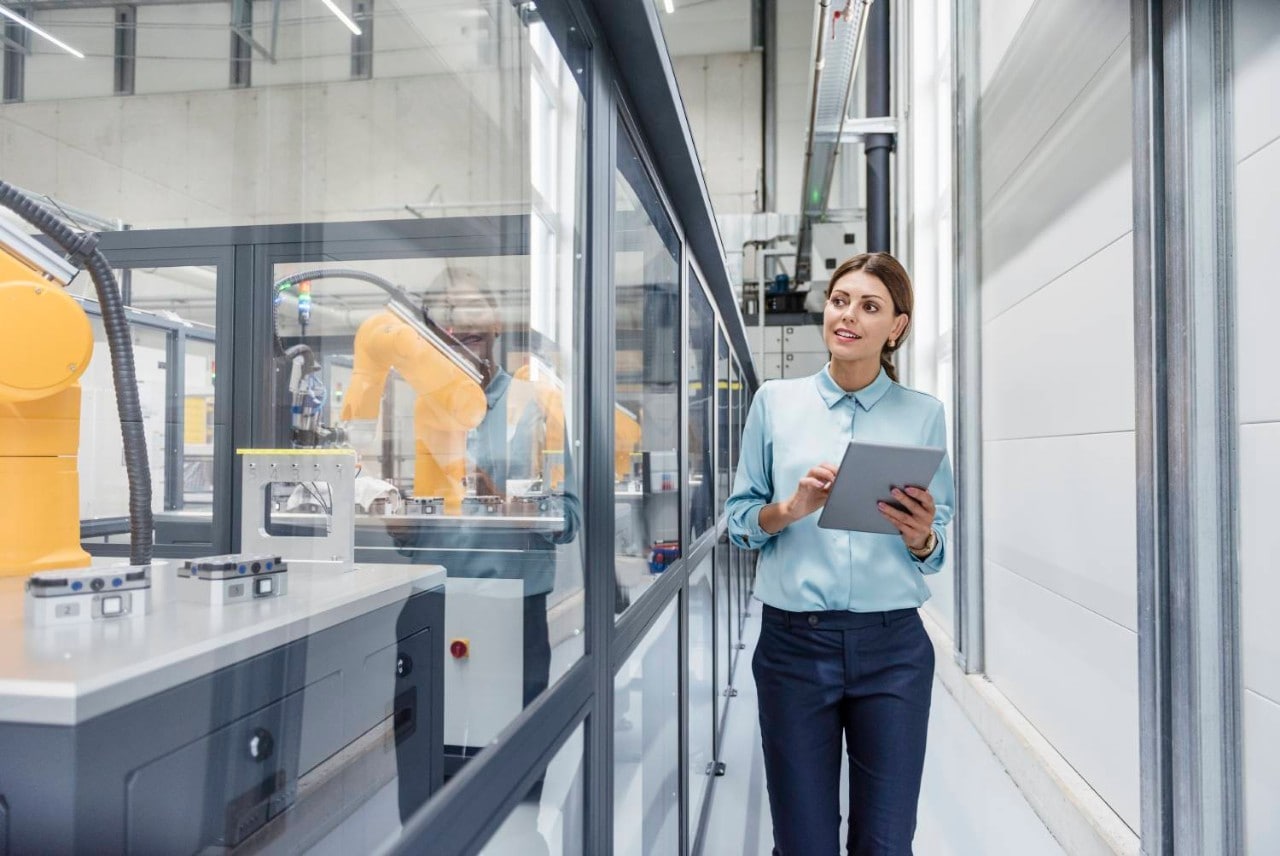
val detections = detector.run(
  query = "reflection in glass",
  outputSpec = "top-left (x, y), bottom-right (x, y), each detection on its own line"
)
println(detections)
top-left (688, 554), bottom-right (716, 843)
top-left (480, 723), bottom-right (585, 856)
top-left (613, 128), bottom-right (681, 617)
top-left (615, 599), bottom-right (680, 856)
top-left (0, 1), bottom-right (591, 852)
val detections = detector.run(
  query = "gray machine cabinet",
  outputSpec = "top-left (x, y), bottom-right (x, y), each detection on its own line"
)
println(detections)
top-left (0, 587), bottom-right (444, 855)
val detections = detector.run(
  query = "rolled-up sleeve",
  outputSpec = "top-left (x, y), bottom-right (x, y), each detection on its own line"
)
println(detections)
top-left (726, 386), bottom-right (776, 550)
top-left (914, 403), bottom-right (955, 574)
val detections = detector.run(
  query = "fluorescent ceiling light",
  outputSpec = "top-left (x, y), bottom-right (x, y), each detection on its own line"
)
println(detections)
top-left (0, 4), bottom-right (85, 59)
top-left (319, 0), bottom-right (362, 35)
top-left (663, 0), bottom-right (674, 12)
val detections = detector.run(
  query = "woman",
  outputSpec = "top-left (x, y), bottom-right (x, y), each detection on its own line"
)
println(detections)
top-left (727, 252), bottom-right (954, 856)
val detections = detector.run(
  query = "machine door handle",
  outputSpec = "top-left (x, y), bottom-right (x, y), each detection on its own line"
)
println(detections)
top-left (248, 728), bottom-right (274, 762)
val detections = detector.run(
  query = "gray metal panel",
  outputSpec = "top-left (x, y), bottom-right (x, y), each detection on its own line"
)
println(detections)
top-left (1132, 0), bottom-right (1244, 852)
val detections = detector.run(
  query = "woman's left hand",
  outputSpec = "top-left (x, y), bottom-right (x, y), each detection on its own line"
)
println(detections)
top-left (878, 486), bottom-right (936, 552)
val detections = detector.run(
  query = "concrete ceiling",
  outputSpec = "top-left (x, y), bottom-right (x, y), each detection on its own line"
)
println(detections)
top-left (655, 0), bottom-right (755, 57)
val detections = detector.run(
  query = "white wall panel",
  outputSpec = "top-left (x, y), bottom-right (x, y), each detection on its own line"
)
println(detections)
top-left (1239, 423), bottom-right (1280, 705)
top-left (981, 166), bottom-right (1132, 324)
top-left (661, 0), bottom-right (753, 57)
top-left (981, 236), bottom-right (1135, 441)
top-left (984, 560), bottom-right (1140, 830)
top-left (1234, 140), bottom-right (1280, 426)
top-left (672, 52), bottom-right (762, 218)
top-left (0, 73), bottom-right (517, 229)
top-left (985, 433), bottom-right (1136, 631)
top-left (1234, 0), bottom-right (1280, 160)
top-left (1244, 691), bottom-right (1280, 853)
top-left (22, 9), bottom-right (116, 102)
top-left (977, 0), bottom-right (1036, 92)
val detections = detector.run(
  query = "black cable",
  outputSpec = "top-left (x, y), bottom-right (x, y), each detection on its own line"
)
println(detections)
top-left (0, 180), bottom-right (153, 566)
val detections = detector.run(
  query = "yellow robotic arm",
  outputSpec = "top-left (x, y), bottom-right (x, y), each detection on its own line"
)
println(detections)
top-left (341, 305), bottom-right (489, 513)
top-left (514, 363), bottom-right (642, 486)
top-left (0, 240), bottom-right (94, 576)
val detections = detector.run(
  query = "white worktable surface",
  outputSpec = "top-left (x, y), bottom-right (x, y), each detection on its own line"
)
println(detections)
top-left (0, 562), bottom-right (445, 727)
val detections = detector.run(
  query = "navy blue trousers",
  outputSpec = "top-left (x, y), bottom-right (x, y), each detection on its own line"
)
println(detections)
top-left (753, 604), bottom-right (934, 856)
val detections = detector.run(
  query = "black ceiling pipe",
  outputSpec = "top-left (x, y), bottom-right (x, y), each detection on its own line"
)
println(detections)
top-left (864, 0), bottom-right (893, 253)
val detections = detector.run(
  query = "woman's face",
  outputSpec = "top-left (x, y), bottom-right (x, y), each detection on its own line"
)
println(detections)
top-left (823, 270), bottom-right (907, 361)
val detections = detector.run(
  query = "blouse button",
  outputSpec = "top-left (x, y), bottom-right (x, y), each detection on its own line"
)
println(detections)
top-left (808, 615), bottom-right (820, 627)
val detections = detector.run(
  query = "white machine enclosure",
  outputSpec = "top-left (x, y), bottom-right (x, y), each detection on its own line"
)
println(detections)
top-left (443, 576), bottom-right (524, 752)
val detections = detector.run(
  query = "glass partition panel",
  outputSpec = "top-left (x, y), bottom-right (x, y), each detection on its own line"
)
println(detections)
top-left (688, 276), bottom-right (716, 543)
top-left (0, 3), bottom-right (589, 852)
top-left (614, 598), bottom-right (680, 856)
top-left (716, 327), bottom-right (731, 513)
top-left (715, 533), bottom-right (732, 725)
top-left (688, 552), bottom-right (715, 841)
top-left (613, 126), bottom-right (681, 617)
top-left (77, 320), bottom-right (168, 528)
top-left (479, 723), bottom-right (585, 856)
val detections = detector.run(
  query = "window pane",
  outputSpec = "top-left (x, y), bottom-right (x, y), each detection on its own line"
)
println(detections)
top-left (615, 599), bottom-right (680, 856)
top-left (480, 723), bottom-right (585, 856)
top-left (716, 327), bottom-right (731, 514)
top-left (613, 127), bottom-right (681, 617)
top-left (688, 275), bottom-right (716, 543)
top-left (0, 3), bottom-right (589, 852)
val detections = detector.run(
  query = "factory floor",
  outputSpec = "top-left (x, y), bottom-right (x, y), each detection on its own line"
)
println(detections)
top-left (698, 608), bottom-right (1068, 856)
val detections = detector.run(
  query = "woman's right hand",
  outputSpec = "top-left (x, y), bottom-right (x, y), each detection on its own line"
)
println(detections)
top-left (782, 463), bottom-right (840, 520)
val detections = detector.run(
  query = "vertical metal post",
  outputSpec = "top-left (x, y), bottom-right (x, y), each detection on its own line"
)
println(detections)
top-left (230, 0), bottom-right (253, 89)
top-left (584, 57), bottom-right (616, 856)
top-left (864, 0), bottom-right (892, 253)
top-left (113, 5), bottom-right (136, 96)
top-left (951, 0), bottom-right (983, 673)
top-left (164, 329), bottom-right (186, 511)
top-left (1132, 1), bottom-right (1242, 853)
top-left (351, 0), bottom-right (373, 79)
top-left (761, 0), bottom-right (776, 212)
top-left (2, 10), bottom-right (27, 104)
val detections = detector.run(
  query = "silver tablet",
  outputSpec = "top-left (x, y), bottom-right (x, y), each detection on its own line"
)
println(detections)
top-left (816, 440), bottom-right (946, 535)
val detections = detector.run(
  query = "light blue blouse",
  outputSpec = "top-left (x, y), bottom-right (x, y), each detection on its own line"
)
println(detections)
top-left (726, 366), bottom-right (955, 613)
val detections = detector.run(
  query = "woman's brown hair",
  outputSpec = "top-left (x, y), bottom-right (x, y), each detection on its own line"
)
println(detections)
top-left (825, 252), bottom-right (914, 382)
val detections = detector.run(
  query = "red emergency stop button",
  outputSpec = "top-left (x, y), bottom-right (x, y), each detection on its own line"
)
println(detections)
top-left (450, 639), bottom-right (470, 659)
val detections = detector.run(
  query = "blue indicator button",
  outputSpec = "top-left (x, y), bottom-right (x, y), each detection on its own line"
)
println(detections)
top-left (238, 565), bottom-right (247, 575)
top-left (112, 578), bottom-right (123, 588)
top-left (71, 581), bottom-right (83, 592)
top-left (266, 562), bottom-right (274, 570)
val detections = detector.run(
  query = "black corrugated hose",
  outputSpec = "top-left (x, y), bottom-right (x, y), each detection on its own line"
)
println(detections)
top-left (0, 180), bottom-right (153, 566)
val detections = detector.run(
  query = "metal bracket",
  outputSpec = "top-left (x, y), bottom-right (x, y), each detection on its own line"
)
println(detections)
top-left (812, 116), bottom-right (899, 143)
top-left (239, 449), bottom-right (356, 573)
top-left (714, 762), bottom-right (727, 777)
top-left (722, 687), bottom-right (738, 698)
top-left (230, 0), bottom-right (281, 64)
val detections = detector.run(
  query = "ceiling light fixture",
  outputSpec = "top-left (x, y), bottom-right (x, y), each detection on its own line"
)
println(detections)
top-left (663, 0), bottom-right (674, 13)
top-left (0, 4), bottom-right (85, 58)
top-left (319, 0), bottom-right (362, 35)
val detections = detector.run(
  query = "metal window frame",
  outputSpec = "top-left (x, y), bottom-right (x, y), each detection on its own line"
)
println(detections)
top-left (113, 4), bottom-right (136, 96)
top-left (2, 10), bottom-right (27, 104)
top-left (1132, 0), bottom-right (1243, 852)
top-left (351, 0), bottom-right (372, 80)
top-left (951, 0), bottom-right (983, 673)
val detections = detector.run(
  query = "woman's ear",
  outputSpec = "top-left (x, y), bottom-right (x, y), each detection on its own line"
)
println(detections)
top-left (893, 313), bottom-right (910, 342)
